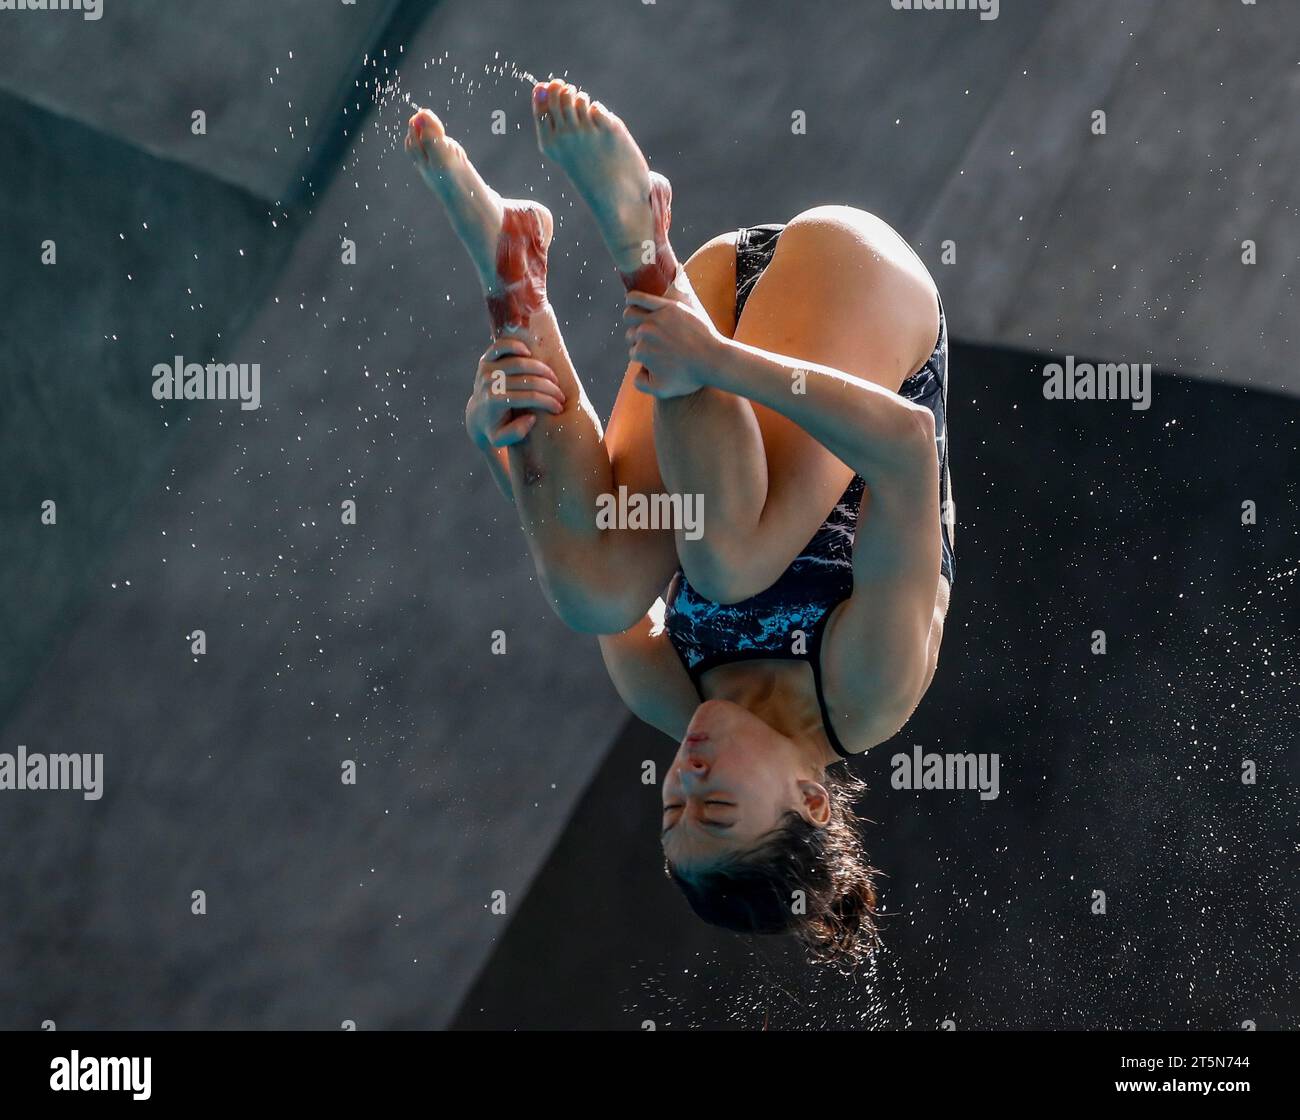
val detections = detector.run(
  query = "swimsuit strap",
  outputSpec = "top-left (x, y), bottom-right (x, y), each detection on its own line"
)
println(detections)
top-left (807, 603), bottom-right (854, 761)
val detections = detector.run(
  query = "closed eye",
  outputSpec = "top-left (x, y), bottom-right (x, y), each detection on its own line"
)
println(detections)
top-left (661, 800), bottom-right (734, 813)
top-left (660, 801), bottom-right (736, 835)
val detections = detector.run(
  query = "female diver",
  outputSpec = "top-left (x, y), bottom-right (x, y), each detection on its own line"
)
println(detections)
top-left (406, 79), bottom-right (955, 966)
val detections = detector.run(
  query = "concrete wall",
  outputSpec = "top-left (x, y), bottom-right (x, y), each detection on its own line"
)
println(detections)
top-left (1, 0), bottom-right (1296, 1029)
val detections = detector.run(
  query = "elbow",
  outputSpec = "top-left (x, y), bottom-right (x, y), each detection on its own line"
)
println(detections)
top-left (896, 398), bottom-right (936, 454)
top-left (861, 399), bottom-right (936, 481)
top-left (859, 676), bottom-right (926, 747)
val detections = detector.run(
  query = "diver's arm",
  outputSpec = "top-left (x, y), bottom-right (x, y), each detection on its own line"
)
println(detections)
top-left (706, 339), bottom-right (938, 492)
top-left (625, 291), bottom-right (935, 501)
top-left (629, 241), bottom-right (930, 601)
top-left (709, 339), bottom-right (945, 749)
top-left (625, 291), bottom-right (946, 749)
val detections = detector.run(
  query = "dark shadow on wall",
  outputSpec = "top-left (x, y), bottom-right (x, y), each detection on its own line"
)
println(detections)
top-left (453, 341), bottom-right (1300, 1030)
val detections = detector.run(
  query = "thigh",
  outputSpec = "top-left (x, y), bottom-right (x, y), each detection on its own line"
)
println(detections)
top-left (604, 231), bottom-right (739, 498)
top-left (734, 205), bottom-right (942, 537)
top-left (603, 354), bottom-right (665, 498)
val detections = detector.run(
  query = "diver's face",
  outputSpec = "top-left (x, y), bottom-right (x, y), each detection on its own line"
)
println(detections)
top-left (661, 700), bottom-right (828, 872)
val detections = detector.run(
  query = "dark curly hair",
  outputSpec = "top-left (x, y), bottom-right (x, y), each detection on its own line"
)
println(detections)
top-left (664, 765), bottom-right (880, 968)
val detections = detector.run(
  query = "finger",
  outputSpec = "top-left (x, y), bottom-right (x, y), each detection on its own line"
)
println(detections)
top-left (622, 304), bottom-right (653, 321)
top-left (487, 389), bottom-right (566, 414)
top-left (625, 290), bottom-right (672, 311)
top-left (491, 413), bottom-right (538, 447)
top-left (627, 325), bottom-right (656, 351)
top-left (485, 371), bottom-right (565, 402)
top-left (521, 376), bottom-right (566, 404)
top-left (631, 367), bottom-right (658, 396)
top-left (626, 320), bottom-right (655, 337)
top-left (484, 338), bottom-right (531, 362)
top-left (489, 358), bottom-right (559, 383)
top-left (498, 373), bottom-right (566, 401)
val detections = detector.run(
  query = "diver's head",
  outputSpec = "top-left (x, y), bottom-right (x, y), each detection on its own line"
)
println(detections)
top-left (661, 699), bottom-right (880, 967)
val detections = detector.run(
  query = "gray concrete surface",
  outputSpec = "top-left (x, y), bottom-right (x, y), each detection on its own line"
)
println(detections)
top-left (2, 0), bottom-right (1298, 1030)
top-left (0, 88), bottom-right (298, 724)
top-left (0, 0), bottom-right (402, 202)
top-left (918, 0), bottom-right (1300, 395)
top-left (2, 3), bottom-right (643, 1030)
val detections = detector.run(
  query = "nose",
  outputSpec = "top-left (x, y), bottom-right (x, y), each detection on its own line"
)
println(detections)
top-left (678, 754), bottom-right (709, 789)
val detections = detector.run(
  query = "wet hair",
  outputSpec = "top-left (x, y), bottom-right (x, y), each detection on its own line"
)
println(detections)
top-left (665, 766), bottom-right (879, 969)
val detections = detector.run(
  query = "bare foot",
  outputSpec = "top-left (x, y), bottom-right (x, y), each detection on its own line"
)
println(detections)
top-left (531, 80), bottom-right (677, 293)
top-left (406, 108), bottom-right (553, 334)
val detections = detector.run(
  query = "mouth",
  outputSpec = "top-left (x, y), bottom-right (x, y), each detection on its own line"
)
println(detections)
top-left (684, 733), bottom-right (709, 744)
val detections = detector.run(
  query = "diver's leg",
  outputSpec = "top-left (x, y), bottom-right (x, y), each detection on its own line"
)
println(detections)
top-left (703, 204), bottom-right (940, 594)
top-left (531, 79), bottom-right (680, 296)
top-left (528, 82), bottom-right (771, 604)
top-left (406, 109), bottom-right (675, 633)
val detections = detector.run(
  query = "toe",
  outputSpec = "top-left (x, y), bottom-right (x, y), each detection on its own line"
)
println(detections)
top-left (573, 89), bottom-right (592, 124)
top-left (407, 108), bottom-right (445, 155)
top-left (598, 102), bottom-right (629, 136)
top-left (589, 100), bottom-right (608, 127)
top-left (546, 78), bottom-right (565, 110)
top-left (531, 87), bottom-right (555, 140)
top-left (543, 79), bottom-right (565, 133)
top-left (557, 83), bottom-right (578, 129)
top-left (405, 119), bottom-right (425, 159)
top-left (418, 109), bottom-right (445, 139)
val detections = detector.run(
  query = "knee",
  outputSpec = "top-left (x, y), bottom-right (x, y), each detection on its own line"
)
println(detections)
top-left (677, 538), bottom-right (769, 606)
top-left (545, 576), bottom-right (652, 636)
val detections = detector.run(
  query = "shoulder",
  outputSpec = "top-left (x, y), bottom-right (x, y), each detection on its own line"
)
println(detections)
top-left (597, 600), bottom-right (700, 741)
